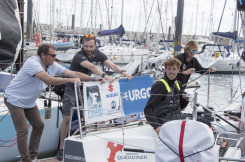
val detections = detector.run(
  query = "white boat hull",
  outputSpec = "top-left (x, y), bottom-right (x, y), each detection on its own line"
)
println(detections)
top-left (0, 98), bottom-right (62, 162)
top-left (64, 124), bottom-right (156, 162)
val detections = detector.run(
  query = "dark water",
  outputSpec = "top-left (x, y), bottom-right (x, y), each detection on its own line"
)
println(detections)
top-left (185, 73), bottom-right (245, 111)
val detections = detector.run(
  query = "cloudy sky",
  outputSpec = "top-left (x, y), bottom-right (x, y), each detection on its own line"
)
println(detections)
top-left (25, 0), bottom-right (239, 36)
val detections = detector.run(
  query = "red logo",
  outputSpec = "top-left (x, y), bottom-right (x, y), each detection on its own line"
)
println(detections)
top-left (107, 141), bottom-right (123, 162)
top-left (108, 84), bottom-right (114, 92)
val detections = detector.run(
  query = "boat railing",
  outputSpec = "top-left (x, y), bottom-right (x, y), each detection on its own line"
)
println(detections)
top-left (69, 81), bottom-right (127, 138)
top-left (68, 82), bottom-right (84, 139)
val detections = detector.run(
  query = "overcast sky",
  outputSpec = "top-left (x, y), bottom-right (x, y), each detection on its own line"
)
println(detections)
top-left (25, 0), bottom-right (239, 36)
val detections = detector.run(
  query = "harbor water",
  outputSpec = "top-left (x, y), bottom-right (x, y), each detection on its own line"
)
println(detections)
top-left (185, 73), bottom-right (245, 112)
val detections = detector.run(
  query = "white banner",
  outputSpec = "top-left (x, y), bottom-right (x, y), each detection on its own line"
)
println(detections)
top-left (83, 81), bottom-right (123, 124)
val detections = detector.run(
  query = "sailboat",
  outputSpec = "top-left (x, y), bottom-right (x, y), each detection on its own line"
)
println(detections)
top-left (0, 1), bottom-right (63, 161)
top-left (195, 32), bottom-right (245, 74)
top-left (60, 72), bottom-right (245, 162)
top-left (60, 1), bottom-right (245, 162)
top-left (194, 0), bottom-right (245, 74)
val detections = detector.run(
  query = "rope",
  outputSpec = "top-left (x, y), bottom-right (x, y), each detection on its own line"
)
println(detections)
top-left (182, 70), bottom-right (210, 87)
top-left (0, 111), bottom-right (9, 122)
top-left (0, 124), bottom-right (31, 147)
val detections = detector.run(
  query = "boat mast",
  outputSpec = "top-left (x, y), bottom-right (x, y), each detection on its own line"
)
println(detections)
top-left (26, 0), bottom-right (32, 42)
top-left (72, 0), bottom-right (76, 34)
top-left (91, 0), bottom-right (93, 34)
top-left (174, 0), bottom-right (184, 57)
top-left (94, 0), bottom-right (98, 34)
top-left (79, 0), bottom-right (84, 40)
top-left (143, 0), bottom-right (148, 46)
top-left (239, 3), bottom-right (245, 130)
top-left (121, 0), bottom-right (124, 25)
top-left (119, 0), bottom-right (124, 44)
top-left (194, 0), bottom-right (199, 39)
top-left (50, 0), bottom-right (55, 44)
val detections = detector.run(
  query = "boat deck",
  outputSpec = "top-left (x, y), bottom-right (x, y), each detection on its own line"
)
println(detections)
top-left (39, 157), bottom-right (60, 162)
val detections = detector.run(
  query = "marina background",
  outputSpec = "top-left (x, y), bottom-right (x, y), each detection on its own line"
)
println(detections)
top-left (24, 0), bottom-right (238, 37)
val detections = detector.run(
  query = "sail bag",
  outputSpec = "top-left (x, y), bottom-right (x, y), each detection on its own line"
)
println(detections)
top-left (0, 0), bottom-right (22, 70)
top-left (155, 120), bottom-right (217, 162)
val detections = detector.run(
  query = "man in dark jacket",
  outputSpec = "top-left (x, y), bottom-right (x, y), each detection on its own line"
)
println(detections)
top-left (144, 58), bottom-right (189, 135)
top-left (175, 40), bottom-right (216, 88)
top-left (57, 34), bottom-right (132, 161)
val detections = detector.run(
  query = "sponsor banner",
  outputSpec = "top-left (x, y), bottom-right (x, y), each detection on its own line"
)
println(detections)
top-left (83, 81), bottom-right (122, 124)
top-left (119, 75), bottom-right (153, 115)
top-left (83, 75), bottom-right (153, 124)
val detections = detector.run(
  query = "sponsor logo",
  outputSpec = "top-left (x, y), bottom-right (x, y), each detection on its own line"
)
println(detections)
top-left (64, 154), bottom-right (85, 161)
top-left (107, 141), bottom-right (123, 162)
top-left (108, 84), bottom-right (114, 92)
top-left (117, 153), bottom-right (148, 160)
top-left (123, 87), bottom-right (151, 101)
top-left (111, 100), bottom-right (116, 109)
top-left (88, 108), bottom-right (103, 119)
top-left (106, 92), bottom-right (118, 98)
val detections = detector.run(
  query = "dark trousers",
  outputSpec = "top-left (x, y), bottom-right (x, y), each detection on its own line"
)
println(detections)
top-left (4, 98), bottom-right (44, 162)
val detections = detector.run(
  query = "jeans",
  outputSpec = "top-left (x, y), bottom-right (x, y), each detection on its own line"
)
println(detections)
top-left (4, 98), bottom-right (44, 162)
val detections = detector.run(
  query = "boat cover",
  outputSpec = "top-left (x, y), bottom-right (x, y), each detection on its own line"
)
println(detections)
top-left (212, 31), bottom-right (237, 40)
top-left (0, 0), bottom-right (22, 70)
top-left (155, 120), bottom-right (217, 162)
top-left (98, 25), bottom-right (125, 37)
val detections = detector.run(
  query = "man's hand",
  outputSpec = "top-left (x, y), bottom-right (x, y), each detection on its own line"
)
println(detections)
top-left (95, 78), bottom-right (106, 84)
top-left (121, 71), bottom-right (132, 80)
top-left (182, 93), bottom-right (189, 101)
top-left (105, 75), bottom-right (115, 83)
top-left (70, 78), bottom-right (81, 86)
top-left (155, 126), bottom-right (161, 136)
top-left (183, 68), bottom-right (195, 75)
top-left (209, 67), bottom-right (216, 73)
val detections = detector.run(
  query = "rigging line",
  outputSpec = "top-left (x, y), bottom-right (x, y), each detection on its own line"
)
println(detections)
top-left (238, 57), bottom-right (245, 119)
top-left (211, 123), bottom-right (227, 132)
top-left (142, 0), bottom-right (155, 39)
top-left (208, 98), bottom-right (221, 110)
top-left (79, 104), bottom-right (182, 122)
top-left (85, 128), bottom-right (155, 152)
top-left (217, 0), bottom-right (227, 32)
top-left (86, 12), bottom-right (92, 31)
top-left (156, 0), bottom-right (165, 40)
top-left (70, 122), bottom-right (136, 136)
top-left (214, 120), bottom-right (227, 132)
top-left (85, 121), bottom-right (154, 133)
top-left (104, 0), bottom-right (111, 29)
top-left (80, 103), bottom-right (182, 124)
top-left (182, 70), bottom-right (210, 87)
top-left (230, 85), bottom-right (240, 103)
top-left (217, 104), bottom-right (241, 114)
top-left (225, 113), bottom-right (245, 125)
top-left (98, 0), bottom-right (103, 27)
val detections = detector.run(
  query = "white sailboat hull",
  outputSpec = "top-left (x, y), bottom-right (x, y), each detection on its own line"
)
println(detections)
top-left (64, 124), bottom-right (156, 162)
top-left (198, 56), bottom-right (245, 73)
top-left (0, 98), bottom-right (62, 162)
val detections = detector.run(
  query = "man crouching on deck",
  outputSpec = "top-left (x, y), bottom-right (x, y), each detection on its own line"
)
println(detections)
top-left (4, 43), bottom-right (103, 162)
top-left (144, 58), bottom-right (189, 135)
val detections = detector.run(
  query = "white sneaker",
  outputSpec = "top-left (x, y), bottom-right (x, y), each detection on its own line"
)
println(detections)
top-left (32, 157), bottom-right (39, 162)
